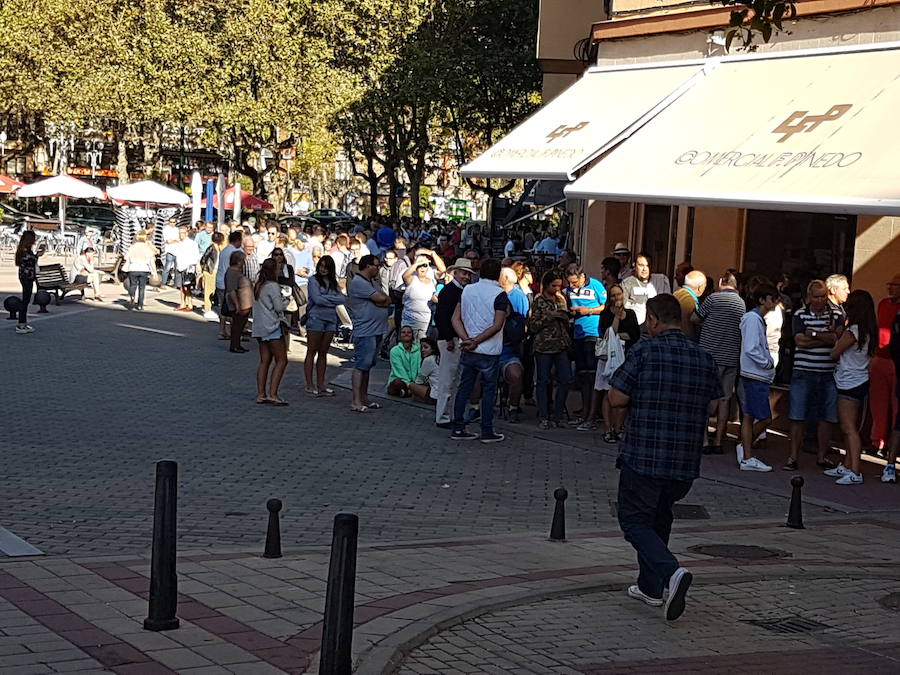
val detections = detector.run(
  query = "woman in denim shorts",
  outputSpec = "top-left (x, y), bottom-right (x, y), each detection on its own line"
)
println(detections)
top-left (828, 290), bottom-right (877, 485)
top-left (305, 256), bottom-right (345, 396)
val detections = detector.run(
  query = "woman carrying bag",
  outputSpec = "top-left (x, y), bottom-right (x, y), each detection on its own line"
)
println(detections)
top-left (123, 230), bottom-right (156, 311)
top-left (594, 284), bottom-right (641, 443)
top-left (252, 258), bottom-right (291, 405)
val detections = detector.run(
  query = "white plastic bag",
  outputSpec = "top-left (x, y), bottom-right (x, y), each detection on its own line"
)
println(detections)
top-left (602, 327), bottom-right (626, 377)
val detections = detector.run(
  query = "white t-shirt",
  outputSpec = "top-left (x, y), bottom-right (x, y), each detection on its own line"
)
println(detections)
top-left (174, 238), bottom-right (201, 271)
top-left (162, 225), bottom-right (180, 255)
top-left (834, 325), bottom-right (871, 390)
top-left (402, 277), bottom-right (436, 326)
top-left (257, 239), bottom-right (276, 262)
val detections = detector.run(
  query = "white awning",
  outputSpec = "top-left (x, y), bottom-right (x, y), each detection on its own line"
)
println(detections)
top-left (566, 42), bottom-right (900, 216)
top-left (460, 61), bottom-right (706, 181)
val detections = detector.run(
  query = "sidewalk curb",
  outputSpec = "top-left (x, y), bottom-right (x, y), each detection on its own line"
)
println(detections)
top-left (351, 565), bottom-right (900, 674)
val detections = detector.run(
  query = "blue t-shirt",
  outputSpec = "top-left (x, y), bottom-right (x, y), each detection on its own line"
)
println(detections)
top-left (566, 277), bottom-right (607, 339)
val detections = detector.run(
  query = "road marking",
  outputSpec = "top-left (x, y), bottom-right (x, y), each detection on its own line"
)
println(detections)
top-left (0, 528), bottom-right (43, 556)
top-left (115, 323), bottom-right (186, 337)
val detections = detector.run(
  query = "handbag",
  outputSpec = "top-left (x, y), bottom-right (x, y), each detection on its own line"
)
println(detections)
top-left (602, 329), bottom-right (626, 378)
top-left (595, 328), bottom-right (611, 360)
top-left (181, 270), bottom-right (196, 286)
top-left (148, 258), bottom-right (161, 287)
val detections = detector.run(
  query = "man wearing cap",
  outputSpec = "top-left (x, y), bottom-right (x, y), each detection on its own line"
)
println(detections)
top-left (613, 243), bottom-right (634, 281)
top-left (433, 258), bottom-right (475, 428)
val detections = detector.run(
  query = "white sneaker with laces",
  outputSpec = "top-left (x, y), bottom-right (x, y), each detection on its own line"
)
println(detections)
top-left (740, 457), bottom-right (773, 472)
top-left (882, 466), bottom-right (897, 483)
top-left (627, 585), bottom-right (663, 607)
top-left (835, 471), bottom-right (863, 485)
top-left (824, 464), bottom-right (847, 478)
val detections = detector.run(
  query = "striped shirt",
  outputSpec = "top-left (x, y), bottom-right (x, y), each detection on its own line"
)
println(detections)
top-left (696, 289), bottom-right (745, 367)
top-left (792, 305), bottom-right (844, 372)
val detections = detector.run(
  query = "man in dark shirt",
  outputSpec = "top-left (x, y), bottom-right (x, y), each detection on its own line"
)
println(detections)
top-left (609, 294), bottom-right (722, 621)
top-left (433, 258), bottom-right (475, 428)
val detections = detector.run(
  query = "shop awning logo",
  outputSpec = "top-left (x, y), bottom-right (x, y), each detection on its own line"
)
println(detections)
top-left (772, 104), bottom-right (852, 143)
top-left (546, 122), bottom-right (589, 143)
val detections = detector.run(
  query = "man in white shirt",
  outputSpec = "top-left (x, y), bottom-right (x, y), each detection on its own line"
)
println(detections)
top-left (161, 216), bottom-right (181, 286)
top-left (257, 225), bottom-right (278, 261)
top-left (449, 258), bottom-right (509, 444)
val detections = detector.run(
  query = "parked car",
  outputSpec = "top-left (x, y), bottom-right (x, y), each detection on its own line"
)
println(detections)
top-left (307, 208), bottom-right (353, 225)
top-left (0, 202), bottom-right (48, 231)
top-left (276, 213), bottom-right (321, 231)
top-left (66, 203), bottom-right (116, 234)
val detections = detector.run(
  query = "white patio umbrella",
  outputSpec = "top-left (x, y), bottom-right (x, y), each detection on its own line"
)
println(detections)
top-left (216, 173), bottom-right (226, 227)
top-left (16, 174), bottom-right (105, 240)
top-left (106, 180), bottom-right (190, 207)
top-left (190, 171), bottom-right (203, 224)
top-left (232, 183), bottom-right (242, 222)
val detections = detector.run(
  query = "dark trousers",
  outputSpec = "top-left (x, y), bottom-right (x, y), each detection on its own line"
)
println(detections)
top-left (453, 352), bottom-right (500, 435)
top-left (535, 351), bottom-right (573, 421)
top-left (19, 279), bottom-right (33, 324)
top-left (128, 272), bottom-right (149, 308)
top-left (617, 464), bottom-right (692, 599)
top-left (230, 310), bottom-right (250, 350)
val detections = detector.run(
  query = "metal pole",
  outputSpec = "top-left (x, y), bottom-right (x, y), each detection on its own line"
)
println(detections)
top-left (549, 487), bottom-right (568, 542)
top-left (319, 514), bottom-right (358, 675)
top-left (786, 476), bottom-right (805, 529)
top-left (263, 499), bottom-right (283, 559)
top-left (143, 460), bottom-right (180, 631)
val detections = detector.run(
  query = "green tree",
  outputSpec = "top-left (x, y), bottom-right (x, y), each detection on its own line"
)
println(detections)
top-left (717, 0), bottom-right (797, 51)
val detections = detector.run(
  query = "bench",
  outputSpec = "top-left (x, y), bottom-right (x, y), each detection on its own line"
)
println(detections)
top-left (36, 264), bottom-right (88, 305)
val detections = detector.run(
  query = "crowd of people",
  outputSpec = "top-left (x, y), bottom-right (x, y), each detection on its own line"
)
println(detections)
top-left (12, 212), bottom-right (900, 485)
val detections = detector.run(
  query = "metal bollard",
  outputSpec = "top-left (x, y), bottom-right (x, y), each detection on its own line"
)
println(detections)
top-left (319, 514), bottom-right (359, 675)
top-left (143, 460), bottom-right (180, 631)
top-left (263, 499), bottom-right (283, 559)
top-left (549, 487), bottom-right (568, 542)
top-left (786, 476), bottom-right (805, 530)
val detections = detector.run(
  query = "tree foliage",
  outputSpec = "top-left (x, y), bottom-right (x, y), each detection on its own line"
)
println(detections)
top-left (718, 0), bottom-right (797, 51)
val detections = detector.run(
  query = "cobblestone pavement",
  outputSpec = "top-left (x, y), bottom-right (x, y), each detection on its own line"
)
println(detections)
top-left (0, 286), bottom-right (800, 556)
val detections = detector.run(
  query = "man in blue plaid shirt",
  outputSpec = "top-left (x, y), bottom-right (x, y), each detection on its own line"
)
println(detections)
top-left (609, 294), bottom-right (722, 621)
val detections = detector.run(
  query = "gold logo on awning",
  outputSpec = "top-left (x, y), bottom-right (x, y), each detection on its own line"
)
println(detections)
top-left (772, 105), bottom-right (852, 143)
top-left (546, 122), bottom-right (589, 143)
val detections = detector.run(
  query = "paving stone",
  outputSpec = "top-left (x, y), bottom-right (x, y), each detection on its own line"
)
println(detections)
top-left (145, 648), bottom-right (214, 670)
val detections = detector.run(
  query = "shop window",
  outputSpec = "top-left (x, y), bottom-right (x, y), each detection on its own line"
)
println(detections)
top-left (641, 204), bottom-right (677, 277)
top-left (743, 210), bottom-right (856, 309)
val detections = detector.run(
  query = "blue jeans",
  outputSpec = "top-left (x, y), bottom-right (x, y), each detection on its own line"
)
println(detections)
top-left (453, 352), bottom-right (500, 435)
top-left (617, 464), bottom-right (692, 599)
top-left (128, 272), bottom-right (149, 308)
top-left (535, 351), bottom-right (572, 421)
top-left (162, 252), bottom-right (176, 286)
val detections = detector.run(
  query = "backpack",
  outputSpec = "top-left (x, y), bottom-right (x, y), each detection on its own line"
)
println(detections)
top-left (503, 311), bottom-right (527, 352)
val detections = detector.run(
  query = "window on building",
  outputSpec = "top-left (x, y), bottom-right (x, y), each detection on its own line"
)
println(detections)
top-left (743, 210), bottom-right (856, 309)
top-left (641, 204), bottom-right (677, 277)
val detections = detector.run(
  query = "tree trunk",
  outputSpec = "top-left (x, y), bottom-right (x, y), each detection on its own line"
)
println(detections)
top-left (116, 139), bottom-right (129, 182)
top-left (387, 167), bottom-right (399, 219)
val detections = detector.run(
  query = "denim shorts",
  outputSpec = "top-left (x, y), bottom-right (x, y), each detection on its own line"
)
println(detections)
top-left (306, 316), bottom-right (338, 333)
top-left (500, 354), bottom-right (522, 378)
top-left (789, 370), bottom-right (838, 423)
top-left (353, 335), bottom-right (383, 372)
top-left (837, 380), bottom-right (869, 403)
top-left (737, 377), bottom-right (771, 420)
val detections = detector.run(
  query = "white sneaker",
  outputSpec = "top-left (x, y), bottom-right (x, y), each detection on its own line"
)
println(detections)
top-left (740, 457), bottom-right (773, 472)
top-left (882, 466), bottom-right (896, 483)
top-left (15, 325), bottom-right (34, 334)
top-left (736, 442), bottom-right (745, 464)
top-left (824, 464), bottom-right (847, 478)
top-left (835, 471), bottom-right (863, 485)
top-left (203, 311), bottom-right (219, 321)
top-left (627, 585), bottom-right (663, 607)
top-left (665, 568), bottom-right (693, 621)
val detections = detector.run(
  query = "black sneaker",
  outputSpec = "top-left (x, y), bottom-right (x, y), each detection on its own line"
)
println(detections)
top-left (480, 433), bottom-right (505, 444)
top-left (450, 430), bottom-right (478, 441)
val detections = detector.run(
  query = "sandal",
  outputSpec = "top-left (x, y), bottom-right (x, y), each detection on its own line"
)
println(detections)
top-left (816, 458), bottom-right (837, 470)
top-left (316, 388), bottom-right (335, 397)
top-left (365, 402), bottom-right (383, 410)
top-left (351, 406), bottom-right (368, 413)
top-left (256, 396), bottom-right (270, 405)
top-left (268, 397), bottom-right (289, 406)
top-left (305, 388), bottom-right (319, 396)
top-left (782, 459), bottom-right (798, 471)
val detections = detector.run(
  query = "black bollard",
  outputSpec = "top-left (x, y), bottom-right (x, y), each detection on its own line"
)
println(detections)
top-left (143, 460), bottom-right (180, 631)
top-left (786, 476), bottom-right (805, 530)
top-left (319, 513), bottom-right (359, 675)
top-left (549, 487), bottom-right (568, 542)
top-left (263, 499), bottom-right (283, 559)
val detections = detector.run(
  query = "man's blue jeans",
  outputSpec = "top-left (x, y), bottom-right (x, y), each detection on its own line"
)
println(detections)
top-left (452, 351), bottom-right (500, 436)
top-left (617, 464), bottom-right (692, 599)
top-left (162, 252), bottom-right (176, 286)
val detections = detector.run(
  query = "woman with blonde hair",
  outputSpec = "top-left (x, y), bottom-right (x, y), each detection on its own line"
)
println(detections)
top-left (124, 230), bottom-right (156, 310)
top-left (252, 258), bottom-right (290, 405)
